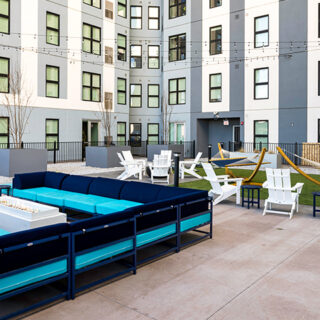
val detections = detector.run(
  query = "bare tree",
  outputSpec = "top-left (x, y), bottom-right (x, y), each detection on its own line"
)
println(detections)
top-left (161, 91), bottom-right (173, 143)
top-left (95, 92), bottom-right (116, 146)
top-left (1, 68), bottom-right (33, 146)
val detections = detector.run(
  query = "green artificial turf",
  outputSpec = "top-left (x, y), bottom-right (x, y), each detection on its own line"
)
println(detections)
top-left (179, 168), bottom-right (320, 206)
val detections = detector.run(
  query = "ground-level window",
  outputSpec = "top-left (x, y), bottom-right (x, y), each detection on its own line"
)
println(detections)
top-left (169, 123), bottom-right (185, 143)
top-left (117, 122), bottom-right (126, 145)
top-left (46, 119), bottom-right (59, 150)
top-left (129, 123), bottom-right (141, 147)
top-left (0, 117), bottom-right (9, 147)
top-left (254, 120), bottom-right (268, 150)
top-left (148, 124), bottom-right (159, 144)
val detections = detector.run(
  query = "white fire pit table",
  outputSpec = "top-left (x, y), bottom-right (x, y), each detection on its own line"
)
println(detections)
top-left (0, 196), bottom-right (66, 233)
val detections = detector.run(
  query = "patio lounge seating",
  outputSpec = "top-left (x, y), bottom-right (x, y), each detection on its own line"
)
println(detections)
top-left (262, 168), bottom-right (304, 219)
top-left (202, 163), bottom-right (243, 205)
top-left (179, 152), bottom-right (203, 180)
top-left (149, 155), bottom-right (171, 184)
top-left (122, 150), bottom-right (147, 175)
top-left (117, 152), bottom-right (143, 181)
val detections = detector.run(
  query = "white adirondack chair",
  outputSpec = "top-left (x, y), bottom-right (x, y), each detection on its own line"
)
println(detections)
top-left (122, 150), bottom-right (146, 174)
top-left (116, 153), bottom-right (143, 181)
top-left (202, 163), bottom-right (243, 205)
top-left (160, 150), bottom-right (173, 173)
top-left (262, 168), bottom-right (304, 219)
top-left (149, 155), bottom-right (171, 184)
top-left (179, 152), bottom-right (203, 179)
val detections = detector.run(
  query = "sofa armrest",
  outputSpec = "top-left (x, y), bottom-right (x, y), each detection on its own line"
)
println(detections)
top-left (13, 172), bottom-right (46, 190)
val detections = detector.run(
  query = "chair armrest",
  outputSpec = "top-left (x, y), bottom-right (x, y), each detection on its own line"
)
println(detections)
top-left (292, 183), bottom-right (304, 193)
top-left (216, 175), bottom-right (230, 180)
top-left (262, 181), bottom-right (268, 188)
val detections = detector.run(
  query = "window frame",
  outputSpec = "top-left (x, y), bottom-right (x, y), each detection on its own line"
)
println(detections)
top-left (105, 46), bottom-right (113, 64)
top-left (169, 33), bottom-right (186, 62)
top-left (209, 0), bottom-right (222, 9)
top-left (254, 67), bottom-right (269, 100)
top-left (0, 0), bottom-right (10, 34)
top-left (169, 77), bottom-right (186, 105)
top-left (130, 5), bottom-right (142, 29)
top-left (46, 11), bottom-right (60, 46)
top-left (129, 123), bottom-right (141, 147)
top-left (83, 0), bottom-right (101, 9)
top-left (254, 15), bottom-right (269, 48)
top-left (117, 121), bottom-right (126, 144)
top-left (82, 72), bottom-right (101, 102)
top-left (148, 45), bottom-right (160, 69)
top-left (209, 73), bottom-right (222, 103)
top-left (148, 6), bottom-right (160, 30)
top-left (148, 84), bottom-right (160, 108)
top-left (0, 117), bottom-right (9, 147)
top-left (0, 57), bottom-right (9, 93)
top-left (169, 0), bottom-right (186, 20)
top-left (254, 120), bottom-right (269, 150)
top-left (82, 23), bottom-right (101, 55)
top-left (117, 77), bottom-right (127, 105)
top-left (45, 118), bottom-right (59, 151)
top-left (130, 84), bottom-right (142, 108)
top-left (318, 119), bottom-right (320, 143)
top-left (46, 65), bottom-right (60, 98)
top-left (130, 45), bottom-right (142, 69)
top-left (117, 33), bottom-right (127, 61)
top-left (118, 0), bottom-right (127, 18)
top-left (147, 123), bottom-right (159, 144)
top-left (209, 25), bottom-right (222, 55)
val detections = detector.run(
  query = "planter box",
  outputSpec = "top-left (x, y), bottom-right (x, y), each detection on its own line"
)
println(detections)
top-left (230, 152), bottom-right (282, 169)
top-left (86, 146), bottom-right (131, 168)
top-left (147, 144), bottom-right (184, 162)
top-left (0, 148), bottom-right (47, 177)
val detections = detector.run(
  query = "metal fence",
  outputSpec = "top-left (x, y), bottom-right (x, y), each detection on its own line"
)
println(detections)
top-left (227, 141), bottom-right (320, 166)
top-left (0, 140), bottom-right (196, 164)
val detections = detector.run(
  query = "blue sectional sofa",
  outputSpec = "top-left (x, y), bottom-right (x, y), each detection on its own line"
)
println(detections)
top-left (0, 171), bottom-right (212, 319)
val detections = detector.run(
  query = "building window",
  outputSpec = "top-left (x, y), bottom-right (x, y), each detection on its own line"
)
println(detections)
top-left (148, 45), bottom-right (160, 69)
top-left (254, 120), bottom-right (268, 150)
top-left (104, 92), bottom-right (112, 110)
top-left (254, 15), bottom-right (269, 48)
top-left (130, 45), bottom-right (142, 68)
top-left (169, 33), bottom-right (186, 62)
top-left (148, 6), bottom-right (160, 30)
top-left (318, 119), bottom-right (320, 143)
top-left (148, 124), bottom-right (159, 144)
top-left (169, 78), bottom-right (186, 105)
top-left (319, 4), bottom-right (320, 38)
top-left (82, 72), bottom-right (101, 102)
top-left (129, 123), bottom-right (141, 147)
top-left (105, 1), bottom-right (113, 19)
top-left (46, 66), bottom-right (59, 98)
top-left (0, 117), bottom-right (9, 146)
top-left (0, 0), bottom-right (9, 34)
top-left (210, 26), bottom-right (222, 55)
top-left (169, 0), bottom-right (186, 19)
top-left (105, 46), bottom-right (113, 64)
top-left (83, 23), bottom-right (101, 55)
top-left (117, 78), bottom-right (126, 105)
top-left (117, 122), bottom-right (126, 145)
top-left (118, 0), bottom-right (126, 18)
top-left (0, 57), bottom-right (9, 93)
top-left (210, 0), bottom-right (222, 8)
top-left (46, 119), bottom-right (59, 151)
top-left (254, 68), bottom-right (269, 100)
top-left (209, 73), bottom-right (222, 102)
top-left (148, 84), bottom-right (159, 108)
top-left (130, 6), bottom-right (142, 29)
top-left (117, 34), bottom-right (127, 61)
top-left (169, 123), bottom-right (185, 143)
top-left (46, 12), bottom-right (60, 46)
top-left (318, 62), bottom-right (320, 96)
top-left (83, 0), bottom-right (101, 9)
top-left (130, 84), bottom-right (142, 108)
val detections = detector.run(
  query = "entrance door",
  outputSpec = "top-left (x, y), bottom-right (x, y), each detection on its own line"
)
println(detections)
top-left (233, 125), bottom-right (241, 151)
top-left (82, 121), bottom-right (99, 146)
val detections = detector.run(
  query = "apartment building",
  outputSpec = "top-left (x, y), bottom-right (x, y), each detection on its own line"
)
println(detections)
top-left (0, 0), bottom-right (319, 154)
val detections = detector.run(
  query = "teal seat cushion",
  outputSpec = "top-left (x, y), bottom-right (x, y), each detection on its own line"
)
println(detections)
top-left (181, 213), bottom-right (211, 232)
top-left (137, 224), bottom-right (176, 247)
top-left (76, 239), bottom-right (133, 270)
top-left (63, 194), bottom-right (111, 213)
top-left (0, 229), bottom-right (9, 236)
top-left (36, 189), bottom-right (68, 207)
top-left (0, 259), bottom-right (67, 295)
top-left (96, 200), bottom-right (142, 215)
top-left (12, 188), bottom-right (40, 201)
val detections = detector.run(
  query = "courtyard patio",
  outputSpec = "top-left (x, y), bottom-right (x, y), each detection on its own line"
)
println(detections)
top-left (24, 201), bottom-right (320, 320)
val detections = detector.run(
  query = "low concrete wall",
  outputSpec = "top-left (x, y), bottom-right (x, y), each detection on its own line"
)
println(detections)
top-left (147, 144), bottom-right (185, 162)
top-left (0, 149), bottom-right (48, 177)
top-left (86, 146), bottom-right (131, 168)
top-left (230, 152), bottom-right (282, 169)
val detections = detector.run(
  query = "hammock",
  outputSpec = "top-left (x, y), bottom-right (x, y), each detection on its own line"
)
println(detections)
top-left (284, 149), bottom-right (320, 169)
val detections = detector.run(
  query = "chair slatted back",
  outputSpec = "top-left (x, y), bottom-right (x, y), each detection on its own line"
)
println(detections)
top-left (160, 150), bottom-right (172, 166)
top-left (122, 150), bottom-right (134, 162)
top-left (190, 152), bottom-right (202, 171)
top-left (117, 152), bottom-right (125, 164)
top-left (202, 163), bottom-right (223, 194)
top-left (153, 155), bottom-right (169, 177)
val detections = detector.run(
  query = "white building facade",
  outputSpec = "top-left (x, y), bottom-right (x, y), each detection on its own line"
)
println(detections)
top-left (0, 0), bottom-right (318, 155)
